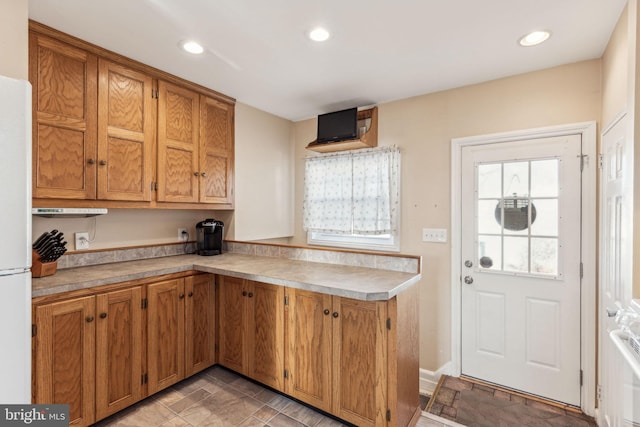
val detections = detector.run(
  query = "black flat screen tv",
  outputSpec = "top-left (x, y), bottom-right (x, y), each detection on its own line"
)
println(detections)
top-left (317, 107), bottom-right (358, 143)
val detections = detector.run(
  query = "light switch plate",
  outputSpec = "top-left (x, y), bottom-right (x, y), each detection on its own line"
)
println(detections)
top-left (422, 228), bottom-right (447, 243)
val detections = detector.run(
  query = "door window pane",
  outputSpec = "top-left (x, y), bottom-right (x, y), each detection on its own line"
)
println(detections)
top-left (531, 238), bottom-right (558, 275)
top-left (503, 162), bottom-right (529, 197)
top-left (504, 236), bottom-right (528, 273)
top-left (530, 199), bottom-right (558, 236)
top-left (478, 199), bottom-right (502, 234)
top-left (478, 163), bottom-right (501, 198)
top-left (531, 159), bottom-right (559, 197)
top-left (478, 235), bottom-right (502, 270)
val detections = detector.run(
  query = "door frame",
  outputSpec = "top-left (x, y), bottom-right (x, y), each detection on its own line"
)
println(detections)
top-left (450, 121), bottom-right (597, 415)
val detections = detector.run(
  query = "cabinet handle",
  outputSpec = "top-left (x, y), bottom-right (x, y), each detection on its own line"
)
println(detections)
top-left (201, 172), bottom-right (207, 178)
top-left (99, 312), bottom-right (107, 319)
top-left (179, 293), bottom-right (185, 299)
top-left (323, 309), bottom-right (330, 316)
top-left (99, 160), bottom-right (107, 166)
top-left (242, 291), bottom-right (247, 297)
top-left (87, 158), bottom-right (95, 165)
top-left (188, 292), bottom-right (193, 298)
top-left (86, 316), bottom-right (94, 323)
top-left (332, 312), bottom-right (339, 318)
top-left (194, 172), bottom-right (200, 177)
top-left (248, 292), bottom-right (253, 298)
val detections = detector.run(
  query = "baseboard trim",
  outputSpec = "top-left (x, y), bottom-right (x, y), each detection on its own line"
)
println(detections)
top-left (420, 361), bottom-right (453, 395)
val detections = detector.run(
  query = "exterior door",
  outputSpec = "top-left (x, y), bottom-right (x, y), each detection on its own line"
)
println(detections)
top-left (598, 114), bottom-right (633, 427)
top-left (461, 134), bottom-right (582, 406)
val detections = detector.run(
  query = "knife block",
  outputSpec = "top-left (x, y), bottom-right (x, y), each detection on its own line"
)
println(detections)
top-left (32, 249), bottom-right (57, 278)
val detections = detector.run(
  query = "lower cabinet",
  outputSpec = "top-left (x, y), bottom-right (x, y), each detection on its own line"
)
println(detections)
top-left (217, 276), bottom-right (285, 391)
top-left (32, 273), bottom-right (216, 427)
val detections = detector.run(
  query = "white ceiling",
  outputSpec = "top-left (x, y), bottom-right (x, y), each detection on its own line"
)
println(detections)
top-left (29, 0), bottom-right (627, 122)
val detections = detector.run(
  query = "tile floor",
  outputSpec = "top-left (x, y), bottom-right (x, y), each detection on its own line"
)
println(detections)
top-left (92, 365), bottom-right (451, 427)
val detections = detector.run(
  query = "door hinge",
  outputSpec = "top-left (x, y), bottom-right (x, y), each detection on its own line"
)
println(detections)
top-left (284, 295), bottom-right (289, 306)
top-left (284, 369), bottom-right (288, 379)
top-left (31, 324), bottom-right (36, 337)
top-left (578, 154), bottom-right (588, 172)
top-left (386, 318), bottom-right (391, 330)
top-left (598, 153), bottom-right (604, 169)
top-left (386, 409), bottom-right (391, 422)
top-left (141, 373), bottom-right (148, 385)
top-left (580, 262), bottom-right (583, 280)
top-left (580, 370), bottom-right (583, 386)
top-left (152, 89), bottom-right (159, 99)
top-left (141, 298), bottom-right (148, 309)
top-left (597, 384), bottom-right (602, 401)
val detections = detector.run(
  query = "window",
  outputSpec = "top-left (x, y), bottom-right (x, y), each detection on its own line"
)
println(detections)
top-left (303, 146), bottom-right (400, 251)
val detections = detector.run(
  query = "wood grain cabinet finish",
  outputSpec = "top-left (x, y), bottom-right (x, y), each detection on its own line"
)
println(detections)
top-left (29, 24), bottom-right (235, 208)
top-left (146, 278), bottom-right (186, 394)
top-left (185, 274), bottom-right (216, 377)
top-left (217, 276), bottom-right (285, 391)
top-left (33, 296), bottom-right (96, 427)
top-left (95, 287), bottom-right (143, 420)
top-left (285, 287), bottom-right (420, 427)
top-left (30, 32), bottom-right (98, 200)
top-left (97, 59), bottom-right (154, 201)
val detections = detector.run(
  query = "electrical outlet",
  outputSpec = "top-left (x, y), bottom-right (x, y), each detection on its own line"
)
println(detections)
top-left (422, 228), bottom-right (447, 243)
top-left (178, 228), bottom-right (188, 241)
top-left (75, 232), bottom-right (90, 250)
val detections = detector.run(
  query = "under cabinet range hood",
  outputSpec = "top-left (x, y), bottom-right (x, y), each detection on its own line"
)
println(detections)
top-left (32, 208), bottom-right (108, 218)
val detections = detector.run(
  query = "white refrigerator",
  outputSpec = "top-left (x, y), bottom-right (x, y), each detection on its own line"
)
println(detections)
top-left (0, 74), bottom-right (32, 404)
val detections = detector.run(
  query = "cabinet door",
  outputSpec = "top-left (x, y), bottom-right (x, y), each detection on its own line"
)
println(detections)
top-left (199, 96), bottom-right (234, 204)
top-left (185, 274), bottom-right (216, 377)
top-left (285, 288), bottom-right (333, 412)
top-left (157, 81), bottom-right (200, 203)
top-left (97, 60), bottom-right (154, 201)
top-left (217, 276), bottom-right (247, 374)
top-left (34, 296), bottom-right (95, 427)
top-left (95, 287), bottom-right (143, 420)
top-left (332, 298), bottom-right (387, 427)
top-left (248, 281), bottom-right (284, 391)
top-left (30, 33), bottom-right (97, 200)
top-left (147, 279), bottom-right (185, 394)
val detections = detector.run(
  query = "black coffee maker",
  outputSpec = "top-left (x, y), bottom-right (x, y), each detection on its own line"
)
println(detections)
top-left (196, 219), bottom-right (224, 256)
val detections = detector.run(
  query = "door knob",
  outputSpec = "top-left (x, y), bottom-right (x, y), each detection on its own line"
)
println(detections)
top-left (606, 308), bottom-right (619, 318)
top-left (464, 260), bottom-right (473, 268)
top-left (464, 276), bottom-right (474, 285)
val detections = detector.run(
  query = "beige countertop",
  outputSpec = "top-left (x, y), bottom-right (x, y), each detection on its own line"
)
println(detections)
top-left (32, 253), bottom-right (421, 301)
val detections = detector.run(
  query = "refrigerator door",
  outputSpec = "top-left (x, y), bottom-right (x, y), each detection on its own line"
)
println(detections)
top-left (0, 75), bottom-right (32, 271)
top-left (0, 272), bottom-right (31, 403)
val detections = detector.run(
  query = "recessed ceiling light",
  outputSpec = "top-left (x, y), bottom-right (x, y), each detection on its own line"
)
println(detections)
top-left (308, 27), bottom-right (330, 42)
top-left (518, 30), bottom-right (551, 47)
top-left (182, 40), bottom-right (204, 54)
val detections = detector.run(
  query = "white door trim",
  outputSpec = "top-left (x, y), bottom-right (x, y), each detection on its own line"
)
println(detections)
top-left (450, 121), bottom-right (597, 415)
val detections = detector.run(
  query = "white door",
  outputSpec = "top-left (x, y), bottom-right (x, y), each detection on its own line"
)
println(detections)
top-left (598, 114), bottom-right (633, 427)
top-left (460, 134), bottom-right (582, 406)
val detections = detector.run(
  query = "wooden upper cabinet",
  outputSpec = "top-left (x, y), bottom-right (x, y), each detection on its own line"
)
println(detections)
top-left (97, 60), bottom-right (154, 201)
top-left (30, 33), bottom-right (97, 199)
top-left (199, 96), bottom-right (234, 204)
top-left (157, 81), bottom-right (200, 203)
top-left (33, 296), bottom-right (96, 427)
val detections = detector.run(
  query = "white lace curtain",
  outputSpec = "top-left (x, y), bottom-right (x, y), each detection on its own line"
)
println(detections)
top-left (303, 146), bottom-right (400, 235)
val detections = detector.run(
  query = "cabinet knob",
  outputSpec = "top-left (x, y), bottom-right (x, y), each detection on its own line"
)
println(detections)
top-left (86, 316), bottom-right (94, 323)
top-left (194, 172), bottom-right (200, 177)
top-left (188, 292), bottom-right (193, 298)
top-left (99, 312), bottom-right (107, 319)
top-left (99, 160), bottom-right (107, 166)
top-left (332, 312), bottom-right (339, 318)
top-left (323, 309), bottom-right (330, 316)
top-left (201, 172), bottom-right (207, 178)
top-left (179, 293), bottom-right (185, 299)
top-left (242, 291), bottom-right (247, 297)
top-left (87, 158), bottom-right (95, 165)
top-left (248, 292), bottom-right (253, 298)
